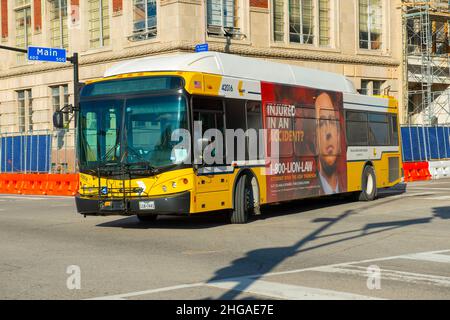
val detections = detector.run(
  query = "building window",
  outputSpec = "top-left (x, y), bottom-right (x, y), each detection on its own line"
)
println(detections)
top-left (49, 0), bottom-right (68, 48)
top-left (359, 0), bottom-right (382, 50)
top-left (359, 79), bottom-right (385, 95)
top-left (318, 0), bottom-right (330, 46)
top-left (129, 0), bottom-right (157, 41)
top-left (207, 0), bottom-right (244, 38)
top-left (273, 0), bottom-right (331, 46)
top-left (15, 0), bottom-right (32, 64)
top-left (433, 20), bottom-right (449, 55)
top-left (51, 85), bottom-right (70, 124)
top-left (273, 0), bottom-right (284, 41)
top-left (289, 0), bottom-right (314, 44)
top-left (17, 89), bottom-right (32, 132)
top-left (88, 0), bottom-right (110, 48)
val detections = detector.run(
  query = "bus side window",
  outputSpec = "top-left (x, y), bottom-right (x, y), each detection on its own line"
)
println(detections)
top-left (192, 97), bottom-right (224, 133)
top-left (346, 111), bottom-right (368, 146)
top-left (390, 115), bottom-right (399, 146)
top-left (192, 97), bottom-right (225, 164)
top-left (246, 101), bottom-right (264, 160)
top-left (368, 113), bottom-right (389, 146)
top-left (225, 99), bottom-right (247, 162)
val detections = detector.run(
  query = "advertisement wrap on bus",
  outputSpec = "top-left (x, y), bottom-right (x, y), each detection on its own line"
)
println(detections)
top-left (261, 82), bottom-right (347, 203)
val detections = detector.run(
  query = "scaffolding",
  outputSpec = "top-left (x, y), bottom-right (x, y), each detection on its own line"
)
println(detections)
top-left (402, 0), bottom-right (450, 126)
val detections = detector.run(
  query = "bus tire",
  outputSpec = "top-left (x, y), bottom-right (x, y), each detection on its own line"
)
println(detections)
top-left (230, 175), bottom-right (251, 224)
top-left (136, 214), bottom-right (158, 223)
top-left (359, 165), bottom-right (377, 201)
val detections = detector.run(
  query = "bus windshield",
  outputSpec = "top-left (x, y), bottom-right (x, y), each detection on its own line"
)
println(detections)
top-left (78, 95), bottom-right (188, 172)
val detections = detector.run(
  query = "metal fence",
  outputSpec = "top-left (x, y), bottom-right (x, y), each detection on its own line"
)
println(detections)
top-left (0, 129), bottom-right (76, 174)
top-left (2, 126), bottom-right (447, 170)
top-left (401, 125), bottom-right (450, 162)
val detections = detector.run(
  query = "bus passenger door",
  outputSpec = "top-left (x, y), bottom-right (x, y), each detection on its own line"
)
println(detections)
top-left (192, 97), bottom-right (229, 195)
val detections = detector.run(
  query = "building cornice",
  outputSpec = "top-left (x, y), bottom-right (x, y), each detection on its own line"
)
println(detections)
top-left (0, 41), bottom-right (401, 80)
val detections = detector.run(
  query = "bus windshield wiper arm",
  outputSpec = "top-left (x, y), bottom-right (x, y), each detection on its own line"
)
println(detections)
top-left (101, 132), bottom-right (121, 162)
top-left (125, 162), bottom-right (159, 175)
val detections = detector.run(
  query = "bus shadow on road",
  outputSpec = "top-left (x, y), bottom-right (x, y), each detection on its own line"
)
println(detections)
top-left (377, 182), bottom-right (407, 198)
top-left (95, 195), bottom-right (360, 229)
top-left (95, 212), bottom-right (231, 229)
top-left (258, 184), bottom-right (407, 221)
top-left (95, 185), bottom-right (408, 229)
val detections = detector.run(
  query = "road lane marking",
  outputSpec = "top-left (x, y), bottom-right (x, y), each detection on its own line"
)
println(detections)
top-left (315, 265), bottom-right (450, 287)
top-left (183, 250), bottom-right (228, 256)
top-left (407, 187), bottom-right (450, 191)
top-left (0, 196), bottom-right (50, 200)
top-left (401, 252), bottom-right (450, 264)
top-left (86, 249), bottom-right (450, 300)
top-left (0, 195), bottom-right (73, 200)
top-left (206, 278), bottom-right (382, 300)
top-left (86, 283), bottom-right (205, 300)
top-left (409, 181), bottom-right (450, 186)
top-left (422, 196), bottom-right (450, 200)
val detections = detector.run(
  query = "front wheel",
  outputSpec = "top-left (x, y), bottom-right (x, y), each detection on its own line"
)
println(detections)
top-left (230, 175), bottom-right (253, 224)
top-left (358, 165), bottom-right (377, 201)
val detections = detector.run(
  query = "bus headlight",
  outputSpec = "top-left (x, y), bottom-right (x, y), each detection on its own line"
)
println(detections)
top-left (172, 182), bottom-right (177, 189)
top-left (162, 185), bottom-right (167, 192)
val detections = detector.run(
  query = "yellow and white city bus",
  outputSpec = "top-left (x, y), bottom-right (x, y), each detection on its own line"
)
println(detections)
top-left (69, 52), bottom-right (401, 223)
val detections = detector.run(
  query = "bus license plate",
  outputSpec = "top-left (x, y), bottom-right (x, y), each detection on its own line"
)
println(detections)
top-left (139, 201), bottom-right (155, 210)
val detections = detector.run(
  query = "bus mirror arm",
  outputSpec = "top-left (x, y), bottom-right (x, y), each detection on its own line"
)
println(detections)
top-left (52, 104), bottom-right (79, 129)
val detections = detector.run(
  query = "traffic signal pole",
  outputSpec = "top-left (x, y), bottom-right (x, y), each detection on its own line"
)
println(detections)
top-left (66, 52), bottom-right (80, 122)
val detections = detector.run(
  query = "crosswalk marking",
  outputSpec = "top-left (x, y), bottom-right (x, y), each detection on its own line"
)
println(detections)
top-left (206, 278), bottom-right (382, 300)
top-left (401, 252), bottom-right (450, 264)
top-left (86, 249), bottom-right (450, 300)
top-left (315, 265), bottom-right (450, 287)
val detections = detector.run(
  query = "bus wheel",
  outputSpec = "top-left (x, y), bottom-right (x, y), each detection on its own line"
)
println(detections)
top-left (359, 165), bottom-right (377, 201)
top-left (230, 175), bottom-right (252, 224)
top-left (136, 214), bottom-right (158, 223)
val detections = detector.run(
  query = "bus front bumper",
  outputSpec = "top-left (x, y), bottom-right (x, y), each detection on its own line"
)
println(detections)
top-left (75, 191), bottom-right (191, 216)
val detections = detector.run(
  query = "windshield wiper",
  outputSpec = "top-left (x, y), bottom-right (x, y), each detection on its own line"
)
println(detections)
top-left (101, 132), bottom-right (121, 162)
top-left (126, 145), bottom-right (149, 163)
top-left (125, 161), bottom-right (159, 175)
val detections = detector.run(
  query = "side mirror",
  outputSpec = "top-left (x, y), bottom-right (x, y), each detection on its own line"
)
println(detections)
top-left (53, 111), bottom-right (64, 129)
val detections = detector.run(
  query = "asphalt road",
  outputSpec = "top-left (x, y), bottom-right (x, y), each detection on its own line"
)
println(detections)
top-left (0, 179), bottom-right (449, 300)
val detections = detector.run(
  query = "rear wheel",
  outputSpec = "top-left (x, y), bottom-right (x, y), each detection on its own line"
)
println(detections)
top-left (358, 165), bottom-right (377, 201)
top-left (230, 175), bottom-right (253, 224)
top-left (136, 214), bottom-right (158, 223)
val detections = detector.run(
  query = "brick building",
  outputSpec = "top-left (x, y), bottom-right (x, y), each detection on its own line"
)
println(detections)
top-left (0, 0), bottom-right (403, 134)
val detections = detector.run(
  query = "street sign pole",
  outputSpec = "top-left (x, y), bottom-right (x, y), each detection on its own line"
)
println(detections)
top-left (66, 52), bottom-right (80, 127)
top-left (0, 44), bottom-right (27, 54)
top-left (0, 45), bottom-right (81, 124)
